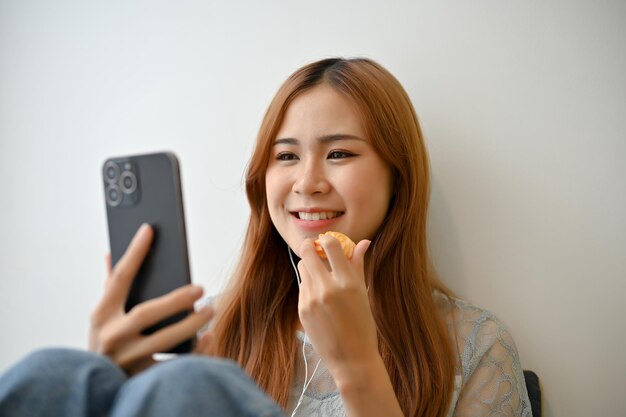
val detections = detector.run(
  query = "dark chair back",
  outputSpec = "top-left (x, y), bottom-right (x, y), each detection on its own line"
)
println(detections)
top-left (523, 370), bottom-right (541, 417)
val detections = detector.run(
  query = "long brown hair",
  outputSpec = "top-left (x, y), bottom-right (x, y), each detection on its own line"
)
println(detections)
top-left (210, 58), bottom-right (455, 417)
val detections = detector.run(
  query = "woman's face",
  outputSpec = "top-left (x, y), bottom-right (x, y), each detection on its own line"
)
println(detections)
top-left (265, 84), bottom-right (392, 255)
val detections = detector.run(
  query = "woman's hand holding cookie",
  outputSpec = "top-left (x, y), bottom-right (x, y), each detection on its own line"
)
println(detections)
top-left (297, 232), bottom-right (379, 388)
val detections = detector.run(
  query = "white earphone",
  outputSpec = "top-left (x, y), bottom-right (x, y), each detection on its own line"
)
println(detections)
top-left (288, 245), bottom-right (322, 417)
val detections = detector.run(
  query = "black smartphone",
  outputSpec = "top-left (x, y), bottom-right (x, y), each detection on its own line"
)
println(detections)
top-left (102, 152), bottom-right (194, 353)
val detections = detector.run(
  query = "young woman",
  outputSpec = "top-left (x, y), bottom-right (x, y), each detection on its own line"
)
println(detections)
top-left (0, 58), bottom-right (532, 417)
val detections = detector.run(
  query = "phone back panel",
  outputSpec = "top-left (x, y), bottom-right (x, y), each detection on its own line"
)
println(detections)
top-left (103, 152), bottom-right (192, 352)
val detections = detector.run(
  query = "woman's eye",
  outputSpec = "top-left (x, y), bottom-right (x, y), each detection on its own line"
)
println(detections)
top-left (276, 152), bottom-right (298, 161)
top-left (328, 150), bottom-right (355, 159)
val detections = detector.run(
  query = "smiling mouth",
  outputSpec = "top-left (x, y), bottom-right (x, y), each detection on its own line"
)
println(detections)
top-left (292, 211), bottom-right (344, 221)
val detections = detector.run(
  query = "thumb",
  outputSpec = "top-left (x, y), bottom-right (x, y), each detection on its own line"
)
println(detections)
top-left (351, 239), bottom-right (371, 272)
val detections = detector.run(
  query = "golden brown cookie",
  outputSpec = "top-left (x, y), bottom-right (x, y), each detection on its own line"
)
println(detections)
top-left (314, 231), bottom-right (356, 260)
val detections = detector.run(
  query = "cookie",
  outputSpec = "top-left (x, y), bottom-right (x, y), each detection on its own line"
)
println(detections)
top-left (314, 231), bottom-right (355, 260)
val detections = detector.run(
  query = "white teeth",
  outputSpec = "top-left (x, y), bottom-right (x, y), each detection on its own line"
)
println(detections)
top-left (298, 211), bottom-right (341, 221)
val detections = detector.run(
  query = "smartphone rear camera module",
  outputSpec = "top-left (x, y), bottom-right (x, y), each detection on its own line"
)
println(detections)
top-left (120, 171), bottom-right (137, 194)
top-left (104, 159), bottom-right (141, 208)
top-left (104, 161), bottom-right (120, 184)
top-left (106, 184), bottom-right (123, 207)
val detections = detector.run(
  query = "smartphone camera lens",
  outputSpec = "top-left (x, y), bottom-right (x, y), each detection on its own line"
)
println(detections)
top-left (120, 171), bottom-right (137, 194)
top-left (104, 161), bottom-right (120, 184)
top-left (106, 184), bottom-right (122, 207)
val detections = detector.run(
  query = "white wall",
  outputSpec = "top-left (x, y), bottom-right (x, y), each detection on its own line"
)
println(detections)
top-left (1, 1), bottom-right (624, 416)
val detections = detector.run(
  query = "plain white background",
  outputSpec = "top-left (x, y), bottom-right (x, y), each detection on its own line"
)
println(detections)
top-left (1, 1), bottom-right (624, 416)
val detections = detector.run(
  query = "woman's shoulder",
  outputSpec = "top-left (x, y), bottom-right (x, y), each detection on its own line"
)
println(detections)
top-left (434, 291), bottom-right (532, 416)
top-left (434, 291), bottom-right (520, 375)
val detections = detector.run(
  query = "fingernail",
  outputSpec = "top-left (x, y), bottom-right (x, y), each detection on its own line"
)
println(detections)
top-left (200, 305), bottom-right (213, 317)
top-left (189, 286), bottom-right (203, 297)
top-left (136, 224), bottom-right (150, 240)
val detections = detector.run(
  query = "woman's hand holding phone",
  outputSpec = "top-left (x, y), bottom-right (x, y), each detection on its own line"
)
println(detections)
top-left (88, 224), bottom-right (214, 375)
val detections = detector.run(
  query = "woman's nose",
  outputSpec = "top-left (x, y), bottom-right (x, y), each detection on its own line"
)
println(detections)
top-left (292, 161), bottom-right (330, 195)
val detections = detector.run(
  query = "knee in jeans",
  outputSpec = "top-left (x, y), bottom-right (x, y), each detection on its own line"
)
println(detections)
top-left (12, 348), bottom-right (124, 385)
top-left (1, 348), bottom-right (126, 416)
top-left (15, 348), bottom-right (86, 374)
top-left (21, 348), bottom-right (112, 371)
top-left (22, 348), bottom-right (88, 365)
top-left (113, 356), bottom-right (283, 416)
top-left (141, 355), bottom-right (250, 392)
top-left (154, 355), bottom-right (244, 379)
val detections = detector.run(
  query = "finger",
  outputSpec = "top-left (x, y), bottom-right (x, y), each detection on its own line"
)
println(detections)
top-left (351, 239), bottom-right (371, 272)
top-left (193, 330), bottom-right (213, 355)
top-left (298, 238), bottom-right (330, 279)
top-left (296, 260), bottom-right (313, 299)
top-left (104, 224), bottom-right (154, 308)
top-left (102, 253), bottom-right (113, 289)
top-left (127, 357), bottom-right (156, 375)
top-left (296, 260), bottom-right (315, 324)
top-left (105, 253), bottom-right (112, 275)
top-left (96, 286), bottom-right (204, 353)
top-left (137, 305), bottom-right (214, 357)
top-left (319, 235), bottom-right (351, 274)
top-left (297, 240), bottom-right (329, 297)
top-left (124, 285), bottom-right (205, 334)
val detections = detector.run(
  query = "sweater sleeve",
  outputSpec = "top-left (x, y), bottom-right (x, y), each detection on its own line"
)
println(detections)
top-left (448, 299), bottom-right (533, 417)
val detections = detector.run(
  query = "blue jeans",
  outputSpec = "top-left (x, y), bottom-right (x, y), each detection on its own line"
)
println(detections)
top-left (0, 348), bottom-right (286, 417)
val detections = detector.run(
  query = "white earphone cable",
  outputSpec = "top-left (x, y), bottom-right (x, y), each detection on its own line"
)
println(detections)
top-left (288, 245), bottom-right (322, 417)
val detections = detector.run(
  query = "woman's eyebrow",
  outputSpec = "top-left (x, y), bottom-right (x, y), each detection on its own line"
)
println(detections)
top-left (273, 134), bottom-right (365, 145)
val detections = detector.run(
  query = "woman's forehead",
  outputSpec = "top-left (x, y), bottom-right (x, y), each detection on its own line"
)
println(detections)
top-left (276, 85), bottom-right (365, 140)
